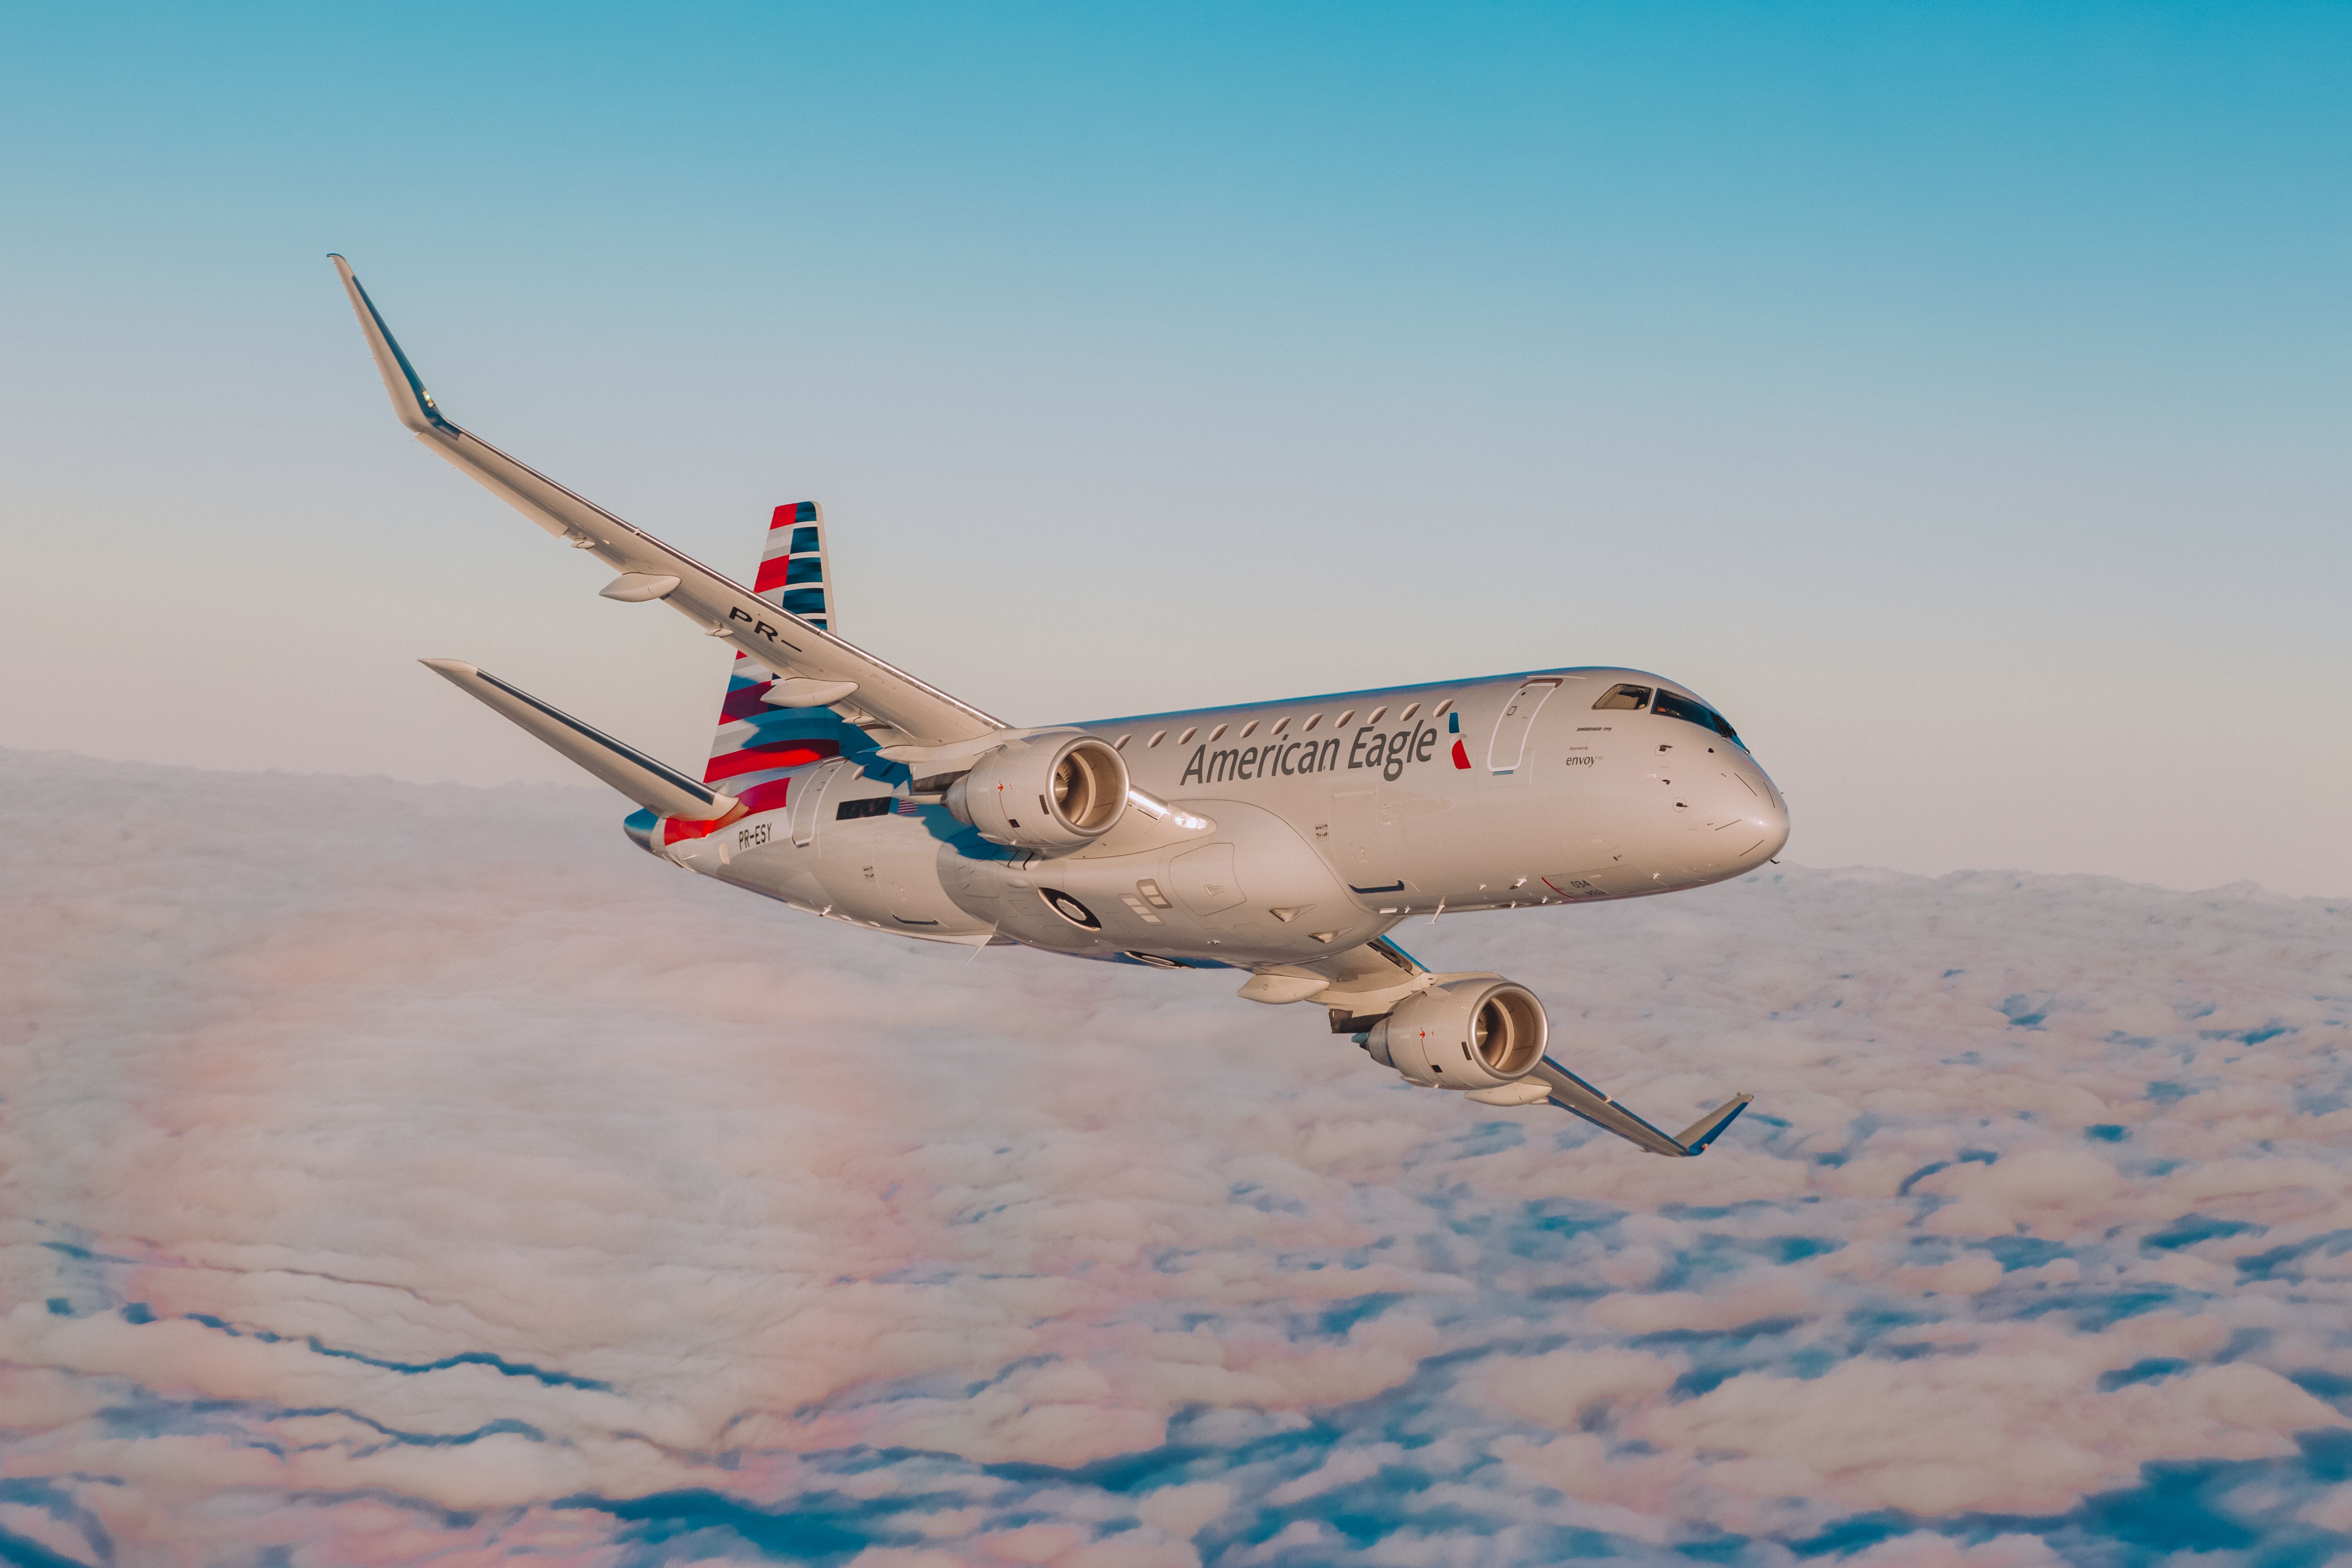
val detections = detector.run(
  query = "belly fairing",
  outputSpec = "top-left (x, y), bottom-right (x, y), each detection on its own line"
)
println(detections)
top-left (946, 799), bottom-right (1387, 962)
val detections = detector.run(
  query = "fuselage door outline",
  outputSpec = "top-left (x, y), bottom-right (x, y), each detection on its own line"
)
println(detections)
top-left (1486, 678), bottom-right (1563, 774)
top-left (790, 759), bottom-right (851, 847)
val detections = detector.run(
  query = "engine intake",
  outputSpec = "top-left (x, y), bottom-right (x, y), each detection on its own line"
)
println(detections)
top-left (944, 731), bottom-right (1130, 853)
top-left (1362, 978), bottom-right (1547, 1090)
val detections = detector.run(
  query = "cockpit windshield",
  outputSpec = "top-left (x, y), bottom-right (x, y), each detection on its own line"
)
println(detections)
top-left (1592, 682), bottom-right (1745, 747)
top-left (1651, 689), bottom-right (1744, 748)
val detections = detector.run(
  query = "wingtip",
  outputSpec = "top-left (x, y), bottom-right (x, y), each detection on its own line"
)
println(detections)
top-left (334, 259), bottom-right (453, 436)
top-left (1676, 1094), bottom-right (1755, 1155)
top-left (419, 657), bottom-right (480, 677)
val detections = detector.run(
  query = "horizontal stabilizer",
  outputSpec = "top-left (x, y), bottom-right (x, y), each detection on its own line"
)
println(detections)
top-left (1531, 1056), bottom-right (1752, 1158)
top-left (421, 659), bottom-right (737, 820)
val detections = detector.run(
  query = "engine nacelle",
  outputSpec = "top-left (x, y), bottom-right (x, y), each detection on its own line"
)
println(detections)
top-left (1362, 977), bottom-right (1548, 1090)
top-left (944, 731), bottom-right (1130, 853)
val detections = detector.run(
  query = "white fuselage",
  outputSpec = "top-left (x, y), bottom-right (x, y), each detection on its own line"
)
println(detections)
top-left (658, 665), bottom-right (1789, 969)
top-left (333, 253), bottom-right (1782, 1155)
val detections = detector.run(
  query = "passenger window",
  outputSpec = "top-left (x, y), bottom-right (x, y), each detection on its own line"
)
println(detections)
top-left (1594, 684), bottom-right (1652, 711)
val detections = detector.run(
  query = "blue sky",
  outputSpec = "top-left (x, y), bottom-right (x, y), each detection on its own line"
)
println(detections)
top-left (1, 2), bottom-right (2346, 892)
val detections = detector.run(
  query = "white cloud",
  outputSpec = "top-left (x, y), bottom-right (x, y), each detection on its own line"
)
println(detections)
top-left (1644, 1343), bottom-right (2340, 1517)
top-left (2, 748), bottom-right (2350, 1564)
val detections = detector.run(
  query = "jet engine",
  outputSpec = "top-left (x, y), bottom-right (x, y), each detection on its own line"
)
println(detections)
top-left (1361, 978), bottom-right (1547, 1090)
top-left (944, 731), bottom-right (1131, 853)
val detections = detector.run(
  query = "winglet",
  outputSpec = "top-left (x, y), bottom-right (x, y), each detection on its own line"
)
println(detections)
top-left (330, 254), bottom-right (455, 437)
top-left (1530, 1057), bottom-right (1753, 1157)
top-left (1673, 1094), bottom-right (1754, 1154)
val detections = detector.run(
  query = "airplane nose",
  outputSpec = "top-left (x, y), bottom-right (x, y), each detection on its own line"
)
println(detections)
top-left (1696, 760), bottom-right (1787, 875)
top-left (1744, 768), bottom-right (1790, 866)
top-left (1655, 749), bottom-right (1788, 884)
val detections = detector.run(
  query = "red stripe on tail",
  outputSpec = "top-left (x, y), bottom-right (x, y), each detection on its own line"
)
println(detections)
top-left (703, 739), bottom-right (839, 783)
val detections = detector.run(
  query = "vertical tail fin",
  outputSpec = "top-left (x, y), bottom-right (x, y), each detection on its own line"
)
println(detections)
top-left (703, 502), bottom-right (855, 813)
top-left (751, 500), bottom-right (835, 633)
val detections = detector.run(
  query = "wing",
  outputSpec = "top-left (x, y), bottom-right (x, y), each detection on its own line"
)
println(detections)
top-left (1271, 938), bottom-right (1753, 1157)
top-left (331, 256), bottom-right (1005, 751)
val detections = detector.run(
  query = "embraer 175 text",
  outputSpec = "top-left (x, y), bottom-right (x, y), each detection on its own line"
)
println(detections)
top-left (333, 256), bottom-right (1789, 1158)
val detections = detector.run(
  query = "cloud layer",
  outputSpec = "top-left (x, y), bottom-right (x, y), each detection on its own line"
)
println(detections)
top-left (2, 748), bottom-right (2349, 1566)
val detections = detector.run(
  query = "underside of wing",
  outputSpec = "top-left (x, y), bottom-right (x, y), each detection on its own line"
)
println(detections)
top-left (1274, 938), bottom-right (1753, 1156)
top-left (331, 256), bottom-right (1003, 751)
top-left (1236, 936), bottom-right (1432, 1016)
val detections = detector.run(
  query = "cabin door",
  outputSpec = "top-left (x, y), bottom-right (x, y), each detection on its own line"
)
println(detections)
top-left (1486, 678), bottom-right (1563, 774)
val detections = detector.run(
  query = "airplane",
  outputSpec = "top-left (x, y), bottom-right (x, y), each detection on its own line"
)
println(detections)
top-left (331, 256), bottom-right (1788, 1158)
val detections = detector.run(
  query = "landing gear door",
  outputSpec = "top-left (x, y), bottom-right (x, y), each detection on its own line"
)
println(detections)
top-left (790, 760), bottom-right (851, 847)
top-left (1486, 678), bottom-right (1563, 774)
